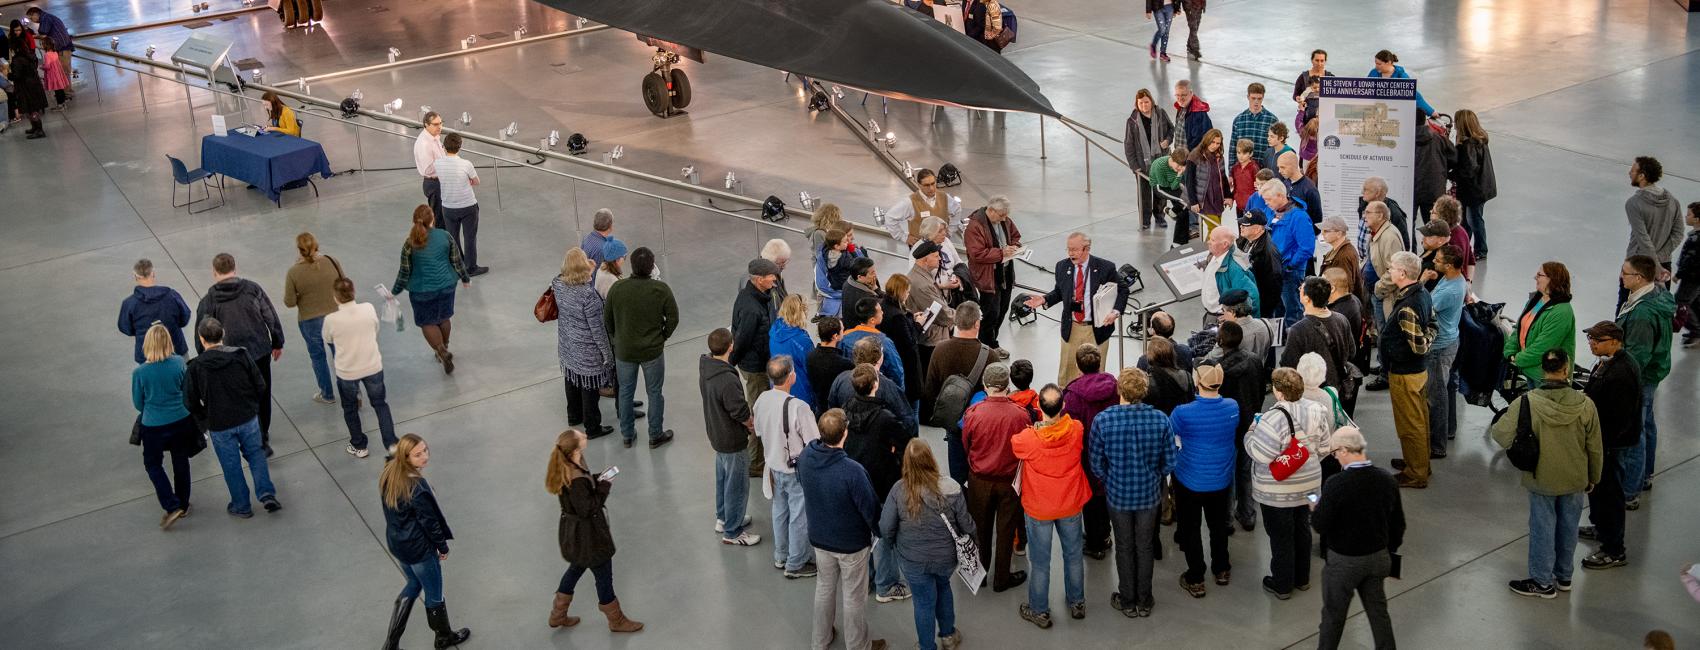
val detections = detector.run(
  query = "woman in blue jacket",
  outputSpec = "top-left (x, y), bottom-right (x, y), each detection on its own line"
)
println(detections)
top-left (380, 434), bottom-right (471, 650)
top-left (131, 324), bottom-right (197, 529)
top-left (768, 294), bottom-right (818, 412)
top-left (1369, 50), bottom-right (1435, 117)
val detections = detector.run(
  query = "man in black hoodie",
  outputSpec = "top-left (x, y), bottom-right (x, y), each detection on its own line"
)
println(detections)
top-left (843, 364), bottom-right (914, 603)
top-left (805, 317), bottom-right (854, 414)
top-left (1577, 322), bottom-right (1641, 570)
top-left (195, 253), bottom-right (285, 455)
top-left (1213, 322), bottom-right (1268, 531)
top-left (185, 318), bottom-right (281, 518)
top-left (731, 258), bottom-right (779, 476)
top-left (699, 328), bottom-right (761, 547)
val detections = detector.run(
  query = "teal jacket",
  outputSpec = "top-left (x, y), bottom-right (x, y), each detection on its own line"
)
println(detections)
top-left (1615, 286), bottom-right (1676, 385)
top-left (1504, 293), bottom-right (1574, 384)
top-left (1215, 251), bottom-right (1260, 314)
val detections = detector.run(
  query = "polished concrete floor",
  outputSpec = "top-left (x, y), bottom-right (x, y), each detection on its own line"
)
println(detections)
top-left (3, 0), bottom-right (1699, 648)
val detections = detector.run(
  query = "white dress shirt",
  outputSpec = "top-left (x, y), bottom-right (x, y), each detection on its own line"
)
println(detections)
top-left (414, 131), bottom-right (446, 178)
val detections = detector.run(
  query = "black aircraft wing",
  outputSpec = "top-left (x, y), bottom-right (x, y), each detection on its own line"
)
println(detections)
top-left (534, 0), bottom-right (1058, 117)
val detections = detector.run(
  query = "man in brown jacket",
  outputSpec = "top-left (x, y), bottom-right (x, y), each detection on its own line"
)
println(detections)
top-left (964, 197), bottom-right (1023, 350)
top-left (961, 362), bottom-right (1031, 593)
top-left (925, 303), bottom-right (991, 486)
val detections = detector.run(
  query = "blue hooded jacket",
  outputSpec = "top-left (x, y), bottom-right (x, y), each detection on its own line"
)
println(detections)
top-left (768, 320), bottom-right (817, 411)
top-left (1366, 64), bottom-right (1435, 117)
top-left (797, 439), bottom-right (881, 554)
top-left (118, 285), bottom-right (193, 363)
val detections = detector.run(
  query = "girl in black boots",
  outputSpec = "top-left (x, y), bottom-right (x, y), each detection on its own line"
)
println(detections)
top-left (380, 434), bottom-right (472, 649)
top-left (545, 429), bottom-right (644, 633)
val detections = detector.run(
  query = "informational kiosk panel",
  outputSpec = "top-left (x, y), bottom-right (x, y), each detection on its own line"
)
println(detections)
top-left (1317, 77), bottom-right (1416, 244)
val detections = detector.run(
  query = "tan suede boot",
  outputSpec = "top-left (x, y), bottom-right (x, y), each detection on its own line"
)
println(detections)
top-left (548, 592), bottom-right (580, 628)
top-left (598, 599), bottom-right (644, 633)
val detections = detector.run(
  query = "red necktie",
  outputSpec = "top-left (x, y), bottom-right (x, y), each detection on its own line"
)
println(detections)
top-left (1073, 265), bottom-right (1086, 322)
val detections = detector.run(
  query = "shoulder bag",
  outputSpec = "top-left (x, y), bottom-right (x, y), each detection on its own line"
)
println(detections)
top-left (933, 499), bottom-right (986, 594)
top-left (1506, 396), bottom-right (1540, 473)
top-left (535, 279), bottom-right (559, 323)
top-left (1266, 406), bottom-right (1310, 481)
top-left (931, 345), bottom-right (990, 427)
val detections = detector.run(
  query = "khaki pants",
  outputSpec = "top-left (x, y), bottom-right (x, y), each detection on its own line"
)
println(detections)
top-left (740, 369), bottom-right (769, 475)
top-left (1389, 371), bottom-right (1430, 484)
top-left (1058, 321), bottom-right (1097, 387)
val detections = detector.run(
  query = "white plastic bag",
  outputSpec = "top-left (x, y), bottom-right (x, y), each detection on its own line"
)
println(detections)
top-left (375, 283), bottom-right (405, 332)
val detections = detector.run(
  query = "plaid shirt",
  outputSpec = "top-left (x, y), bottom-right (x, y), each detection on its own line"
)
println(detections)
top-left (1231, 108), bottom-right (1280, 165)
top-left (1087, 403), bottom-right (1177, 511)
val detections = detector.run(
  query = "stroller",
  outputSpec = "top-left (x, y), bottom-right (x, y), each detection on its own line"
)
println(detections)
top-left (1462, 300), bottom-right (1592, 420)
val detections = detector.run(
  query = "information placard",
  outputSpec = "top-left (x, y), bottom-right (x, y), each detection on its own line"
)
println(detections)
top-left (1317, 77), bottom-right (1416, 246)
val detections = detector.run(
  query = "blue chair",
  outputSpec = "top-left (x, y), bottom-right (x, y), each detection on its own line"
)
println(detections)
top-left (167, 155), bottom-right (225, 214)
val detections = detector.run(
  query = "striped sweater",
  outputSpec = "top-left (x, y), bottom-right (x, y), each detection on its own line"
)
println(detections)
top-left (1245, 399), bottom-right (1328, 507)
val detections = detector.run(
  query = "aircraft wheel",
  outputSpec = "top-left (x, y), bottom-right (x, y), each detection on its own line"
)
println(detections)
top-left (642, 72), bottom-right (672, 117)
top-left (669, 69), bottom-right (692, 109)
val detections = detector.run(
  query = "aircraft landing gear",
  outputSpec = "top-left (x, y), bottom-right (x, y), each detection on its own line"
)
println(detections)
top-left (642, 49), bottom-right (691, 118)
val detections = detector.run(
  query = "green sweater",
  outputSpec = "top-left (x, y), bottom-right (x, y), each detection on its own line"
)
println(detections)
top-left (1615, 285), bottom-right (1676, 385)
top-left (604, 276), bottom-right (680, 363)
top-left (1147, 156), bottom-right (1182, 191)
top-left (1503, 298), bottom-right (1573, 385)
top-left (1491, 385), bottom-right (1602, 496)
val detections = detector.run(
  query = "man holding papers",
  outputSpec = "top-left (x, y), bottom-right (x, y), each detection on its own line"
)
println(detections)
top-left (965, 196), bottom-right (1025, 351)
top-left (1025, 233), bottom-right (1131, 386)
top-left (907, 241), bottom-right (960, 380)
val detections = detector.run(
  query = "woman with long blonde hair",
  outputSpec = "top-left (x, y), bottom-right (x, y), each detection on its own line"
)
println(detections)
top-left (554, 247), bottom-right (618, 441)
top-left (767, 294), bottom-right (818, 410)
top-left (878, 439), bottom-right (972, 650)
top-left (1450, 108), bottom-right (1496, 258)
top-left (545, 430), bottom-right (644, 633)
top-left (284, 230), bottom-right (344, 403)
top-left (808, 203), bottom-right (846, 262)
top-left (378, 434), bottom-right (471, 649)
top-left (392, 204), bottom-right (470, 373)
top-left (132, 323), bottom-right (198, 530)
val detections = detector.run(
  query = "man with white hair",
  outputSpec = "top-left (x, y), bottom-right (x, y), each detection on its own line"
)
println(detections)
top-left (1174, 80), bottom-right (1214, 151)
top-left (965, 196), bottom-right (1024, 349)
top-left (1025, 233), bottom-right (1131, 386)
top-left (1312, 427), bottom-right (1403, 650)
top-left (1202, 227), bottom-right (1259, 319)
top-left (761, 238), bottom-right (794, 306)
top-left (884, 168), bottom-right (962, 247)
top-left (1263, 181), bottom-right (1316, 328)
top-left (1380, 251), bottom-right (1434, 489)
top-left (1356, 178), bottom-right (1409, 253)
top-left (915, 217), bottom-right (963, 291)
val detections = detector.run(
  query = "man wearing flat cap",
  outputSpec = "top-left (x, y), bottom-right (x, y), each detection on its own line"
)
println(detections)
top-left (731, 257), bottom-right (781, 475)
top-left (1237, 209), bottom-right (1285, 320)
top-left (1578, 320), bottom-right (1641, 570)
top-left (1024, 232), bottom-right (1130, 386)
top-left (907, 240), bottom-right (960, 375)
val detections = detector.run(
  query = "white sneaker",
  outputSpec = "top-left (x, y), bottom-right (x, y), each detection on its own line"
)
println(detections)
top-left (346, 445), bottom-right (369, 458)
top-left (721, 531), bottom-right (763, 546)
top-left (714, 515), bottom-right (752, 533)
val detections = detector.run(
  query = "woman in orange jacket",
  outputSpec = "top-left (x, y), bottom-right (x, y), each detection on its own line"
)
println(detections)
top-left (1011, 384), bottom-right (1093, 629)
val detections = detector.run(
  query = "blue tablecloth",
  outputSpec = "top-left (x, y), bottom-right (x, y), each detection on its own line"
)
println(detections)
top-left (200, 132), bottom-right (333, 203)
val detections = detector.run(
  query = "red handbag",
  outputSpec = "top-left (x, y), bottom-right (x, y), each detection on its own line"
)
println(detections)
top-left (534, 284), bottom-right (558, 323)
top-left (1265, 407), bottom-right (1309, 482)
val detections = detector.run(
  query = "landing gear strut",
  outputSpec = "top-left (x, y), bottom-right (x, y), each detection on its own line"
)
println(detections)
top-left (642, 48), bottom-right (691, 118)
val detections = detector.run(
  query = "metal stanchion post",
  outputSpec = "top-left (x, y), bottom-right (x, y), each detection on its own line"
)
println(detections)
top-left (492, 157), bottom-right (503, 211)
top-left (91, 60), bottom-right (103, 104)
top-left (1083, 133), bottom-right (1092, 193)
top-left (178, 64), bottom-right (196, 130)
top-left (137, 71), bottom-right (148, 112)
top-left (354, 123), bottom-right (365, 171)
top-left (1039, 115), bottom-right (1047, 160)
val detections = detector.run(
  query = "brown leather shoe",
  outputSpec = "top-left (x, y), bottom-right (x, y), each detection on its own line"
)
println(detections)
top-left (1395, 474), bottom-right (1427, 489)
top-left (599, 599), bottom-right (644, 633)
top-left (548, 592), bottom-right (580, 628)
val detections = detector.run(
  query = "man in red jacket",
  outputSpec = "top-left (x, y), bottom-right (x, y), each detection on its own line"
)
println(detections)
top-left (965, 196), bottom-right (1024, 351)
top-left (962, 362), bottom-right (1033, 593)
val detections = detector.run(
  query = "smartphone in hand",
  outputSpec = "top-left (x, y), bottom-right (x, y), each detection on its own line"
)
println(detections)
top-left (598, 466), bottom-right (620, 482)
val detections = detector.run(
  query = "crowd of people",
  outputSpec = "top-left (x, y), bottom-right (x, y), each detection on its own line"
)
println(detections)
top-left (5, 7), bottom-right (76, 139)
top-left (84, 8), bottom-right (1700, 646)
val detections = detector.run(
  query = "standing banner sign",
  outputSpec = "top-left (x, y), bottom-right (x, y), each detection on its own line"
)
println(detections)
top-left (1317, 77), bottom-right (1417, 245)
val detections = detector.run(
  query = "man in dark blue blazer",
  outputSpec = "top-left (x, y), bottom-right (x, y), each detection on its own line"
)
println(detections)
top-left (1024, 232), bottom-right (1131, 386)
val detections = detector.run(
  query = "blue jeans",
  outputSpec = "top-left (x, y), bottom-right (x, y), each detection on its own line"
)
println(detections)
top-left (1619, 441), bottom-right (1646, 502)
top-left (1280, 271), bottom-right (1305, 329)
top-left (1150, 4), bottom-right (1173, 54)
top-left (1527, 492), bottom-right (1583, 587)
top-left (209, 417), bottom-right (275, 515)
top-left (617, 356), bottom-right (666, 442)
top-left (337, 371), bottom-right (397, 451)
top-left (771, 470), bottom-right (814, 571)
top-left (400, 555), bottom-right (445, 607)
top-left (558, 559), bottom-right (615, 605)
top-left (904, 563), bottom-right (955, 650)
top-left (1639, 383), bottom-right (1658, 486)
top-left (1463, 201), bottom-right (1488, 254)
top-left (298, 317), bottom-right (335, 399)
top-left (874, 536), bottom-right (906, 594)
top-left (1025, 513), bottom-right (1085, 615)
top-left (715, 451), bottom-right (751, 538)
top-left (1425, 341), bottom-right (1458, 454)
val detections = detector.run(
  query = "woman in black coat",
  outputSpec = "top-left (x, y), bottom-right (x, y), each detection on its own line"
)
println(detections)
top-left (1450, 109), bottom-right (1497, 259)
top-left (1143, 337), bottom-right (1195, 415)
top-left (379, 434), bottom-right (471, 650)
top-left (879, 274), bottom-right (925, 403)
top-left (545, 429), bottom-right (643, 633)
top-left (8, 21), bottom-right (49, 138)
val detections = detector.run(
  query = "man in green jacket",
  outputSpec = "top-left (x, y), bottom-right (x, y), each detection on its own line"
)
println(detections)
top-left (1145, 149), bottom-right (1187, 231)
top-left (605, 247), bottom-right (680, 448)
top-left (1613, 255), bottom-right (1675, 503)
top-left (1492, 349), bottom-right (1603, 599)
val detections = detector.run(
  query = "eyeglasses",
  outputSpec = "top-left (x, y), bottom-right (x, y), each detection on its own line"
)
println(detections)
top-left (919, 180), bottom-right (937, 187)
top-left (1534, 272), bottom-right (1546, 278)
top-left (428, 120), bottom-right (443, 127)
top-left (1620, 271), bottom-right (1642, 278)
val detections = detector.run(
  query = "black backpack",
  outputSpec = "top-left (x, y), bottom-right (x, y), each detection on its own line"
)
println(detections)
top-left (931, 345), bottom-right (990, 428)
top-left (1506, 396), bottom-right (1540, 473)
